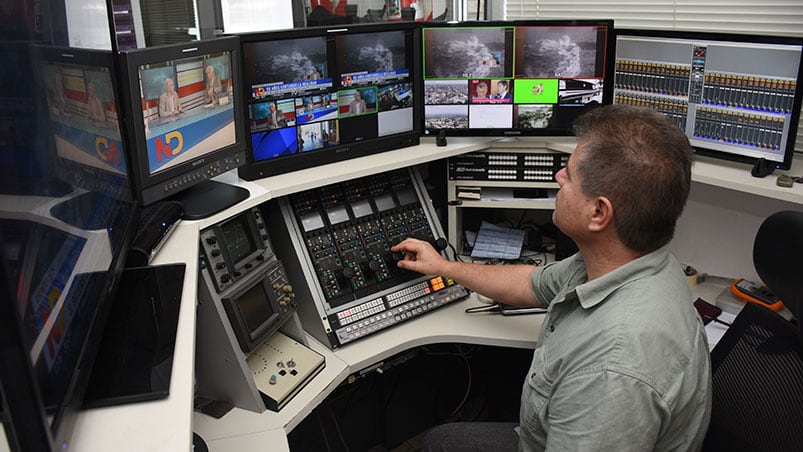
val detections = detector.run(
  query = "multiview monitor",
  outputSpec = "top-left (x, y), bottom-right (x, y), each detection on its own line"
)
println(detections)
top-left (614, 29), bottom-right (803, 170)
top-left (236, 21), bottom-right (421, 180)
top-left (118, 37), bottom-right (249, 219)
top-left (421, 20), bottom-right (615, 137)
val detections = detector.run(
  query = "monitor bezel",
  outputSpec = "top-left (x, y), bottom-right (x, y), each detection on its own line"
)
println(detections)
top-left (614, 28), bottom-right (803, 171)
top-left (235, 21), bottom-right (422, 181)
top-left (118, 36), bottom-right (247, 205)
top-left (420, 19), bottom-right (616, 138)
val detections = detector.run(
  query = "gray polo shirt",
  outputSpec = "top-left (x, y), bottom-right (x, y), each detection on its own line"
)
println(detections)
top-left (519, 246), bottom-right (712, 451)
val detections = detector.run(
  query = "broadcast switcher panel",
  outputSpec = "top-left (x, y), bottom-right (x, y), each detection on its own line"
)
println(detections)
top-left (448, 149), bottom-right (568, 182)
top-left (264, 168), bottom-right (469, 348)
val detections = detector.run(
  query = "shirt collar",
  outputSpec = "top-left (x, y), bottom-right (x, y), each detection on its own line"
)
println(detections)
top-left (570, 245), bottom-right (672, 309)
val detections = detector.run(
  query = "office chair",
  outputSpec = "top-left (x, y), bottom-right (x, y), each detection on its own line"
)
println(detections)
top-left (702, 210), bottom-right (803, 452)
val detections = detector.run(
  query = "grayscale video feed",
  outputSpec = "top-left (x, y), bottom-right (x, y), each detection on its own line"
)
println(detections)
top-left (516, 105), bottom-right (555, 129)
top-left (424, 80), bottom-right (468, 104)
top-left (518, 27), bottom-right (601, 78)
top-left (425, 28), bottom-right (507, 79)
top-left (248, 36), bottom-right (328, 84)
top-left (425, 105), bottom-right (468, 129)
top-left (340, 31), bottom-right (406, 74)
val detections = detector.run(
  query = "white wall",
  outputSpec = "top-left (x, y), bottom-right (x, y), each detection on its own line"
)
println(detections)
top-left (670, 181), bottom-right (800, 282)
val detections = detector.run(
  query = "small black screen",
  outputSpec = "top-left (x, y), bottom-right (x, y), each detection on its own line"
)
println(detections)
top-left (237, 283), bottom-right (274, 336)
top-left (221, 215), bottom-right (256, 264)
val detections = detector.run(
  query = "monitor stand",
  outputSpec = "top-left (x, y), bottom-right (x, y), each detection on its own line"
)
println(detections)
top-left (169, 180), bottom-right (249, 221)
top-left (83, 263), bottom-right (185, 409)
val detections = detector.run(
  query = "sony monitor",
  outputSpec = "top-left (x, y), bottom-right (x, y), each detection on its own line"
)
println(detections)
top-left (421, 20), bottom-right (615, 137)
top-left (1, 46), bottom-right (139, 451)
top-left (236, 21), bottom-right (421, 180)
top-left (118, 36), bottom-right (249, 219)
top-left (614, 29), bottom-right (803, 170)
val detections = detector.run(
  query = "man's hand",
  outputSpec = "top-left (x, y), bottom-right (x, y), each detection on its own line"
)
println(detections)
top-left (390, 238), bottom-right (448, 276)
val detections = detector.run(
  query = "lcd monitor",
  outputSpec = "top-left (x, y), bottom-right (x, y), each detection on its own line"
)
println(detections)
top-left (236, 21), bottom-right (421, 180)
top-left (421, 20), bottom-right (614, 137)
top-left (614, 29), bottom-right (803, 170)
top-left (32, 45), bottom-right (133, 229)
top-left (1, 45), bottom-right (139, 451)
top-left (118, 36), bottom-right (249, 219)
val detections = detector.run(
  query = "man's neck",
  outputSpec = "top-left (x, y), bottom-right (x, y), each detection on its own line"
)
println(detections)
top-left (579, 240), bottom-right (646, 281)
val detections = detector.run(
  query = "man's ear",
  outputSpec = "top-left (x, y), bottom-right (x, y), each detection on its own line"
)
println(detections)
top-left (589, 196), bottom-right (613, 232)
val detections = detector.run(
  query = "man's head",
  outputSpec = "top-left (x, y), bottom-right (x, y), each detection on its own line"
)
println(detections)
top-left (354, 90), bottom-right (361, 101)
top-left (205, 65), bottom-right (215, 79)
top-left (497, 80), bottom-right (508, 92)
top-left (561, 104), bottom-right (693, 253)
top-left (269, 102), bottom-right (276, 112)
top-left (165, 77), bottom-right (175, 92)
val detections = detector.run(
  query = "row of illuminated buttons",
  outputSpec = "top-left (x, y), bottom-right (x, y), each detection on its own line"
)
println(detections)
top-left (337, 297), bottom-right (438, 343)
top-left (386, 281), bottom-right (431, 307)
top-left (336, 297), bottom-right (384, 323)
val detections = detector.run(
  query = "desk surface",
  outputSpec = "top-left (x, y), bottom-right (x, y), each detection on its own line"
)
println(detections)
top-left (193, 294), bottom-right (543, 451)
top-left (4, 136), bottom-right (801, 452)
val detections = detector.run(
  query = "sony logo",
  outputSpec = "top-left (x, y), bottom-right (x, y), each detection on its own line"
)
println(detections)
top-left (192, 159), bottom-right (205, 167)
top-left (504, 131), bottom-right (522, 136)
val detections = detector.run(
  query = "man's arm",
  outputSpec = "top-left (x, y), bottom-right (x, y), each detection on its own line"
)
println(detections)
top-left (391, 238), bottom-right (541, 307)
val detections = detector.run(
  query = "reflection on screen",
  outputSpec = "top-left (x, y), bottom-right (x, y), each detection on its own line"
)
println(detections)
top-left (374, 193), bottom-right (396, 211)
top-left (237, 283), bottom-right (273, 334)
top-left (221, 216), bottom-right (255, 264)
top-left (396, 187), bottom-right (417, 205)
top-left (351, 199), bottom-right (373, 218)
top-left (326, 205), bottom-right (350, 225)
top-left (301, 211), bottom-right (325, 232)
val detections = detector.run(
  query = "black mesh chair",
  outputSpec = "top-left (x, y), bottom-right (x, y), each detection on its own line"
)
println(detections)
top-left (702, 210), bottom-right (803, 452)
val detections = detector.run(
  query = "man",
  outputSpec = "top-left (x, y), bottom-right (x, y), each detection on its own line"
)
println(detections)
top-left (86, 82), bottom-right (106, 123)
top-left (267, 102), bottom-right (286, 129)
top-left (392, 104), bottom-right (712, 452)
top-left (493, 80), bottom-right (512, 102)
top-left (158, 77), bottom-right (182, 118)
top-left (205, 65), bottom-right (223, 106)
top-left (349, 90), bottom-right (366, 114)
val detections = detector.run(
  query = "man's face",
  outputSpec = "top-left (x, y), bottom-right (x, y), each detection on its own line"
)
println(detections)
top-left (354, 91), bottom-right (361, 100)
top-left (165, 78), bottom-right (174, 92)
top-left (553, 142), bottom-right (595, 240)
top-left (269, 103), bottom-right (276, 112)
top-left (497, 82), bottom-right (506, 92)
top-left (206, 66), bottom-right (214, 79)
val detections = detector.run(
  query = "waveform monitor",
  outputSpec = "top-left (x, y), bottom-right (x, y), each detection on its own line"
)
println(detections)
top-left (615, 29), bottom-right (803, 170)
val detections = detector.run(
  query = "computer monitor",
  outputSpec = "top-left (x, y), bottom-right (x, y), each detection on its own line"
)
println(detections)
top-left (118, 36), bottom-right (249, 219)
top-left (236, 21), bottom-right (421, 180)
top-left (1, 47), bottom-right (139, 452)
top-left (421, 20), bottom-right (615, 137)
top-left (32, 45), bottom-right (133, 229)
top-left (614, 29), bottom-right (803, 170)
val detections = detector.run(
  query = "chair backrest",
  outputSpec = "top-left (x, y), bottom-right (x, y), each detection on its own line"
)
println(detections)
top-left (753, 210), bottom-right (803, 334)
top-left (703, 302), bottom-right (803, 451)
top-left (703, 210), bottom-right (803, 451)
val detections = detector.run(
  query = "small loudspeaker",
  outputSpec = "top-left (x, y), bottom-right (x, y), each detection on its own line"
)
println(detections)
top-left (436, 130), bottom-right (448, 147)
top-left (751, 158), bottom-right (775, 178)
